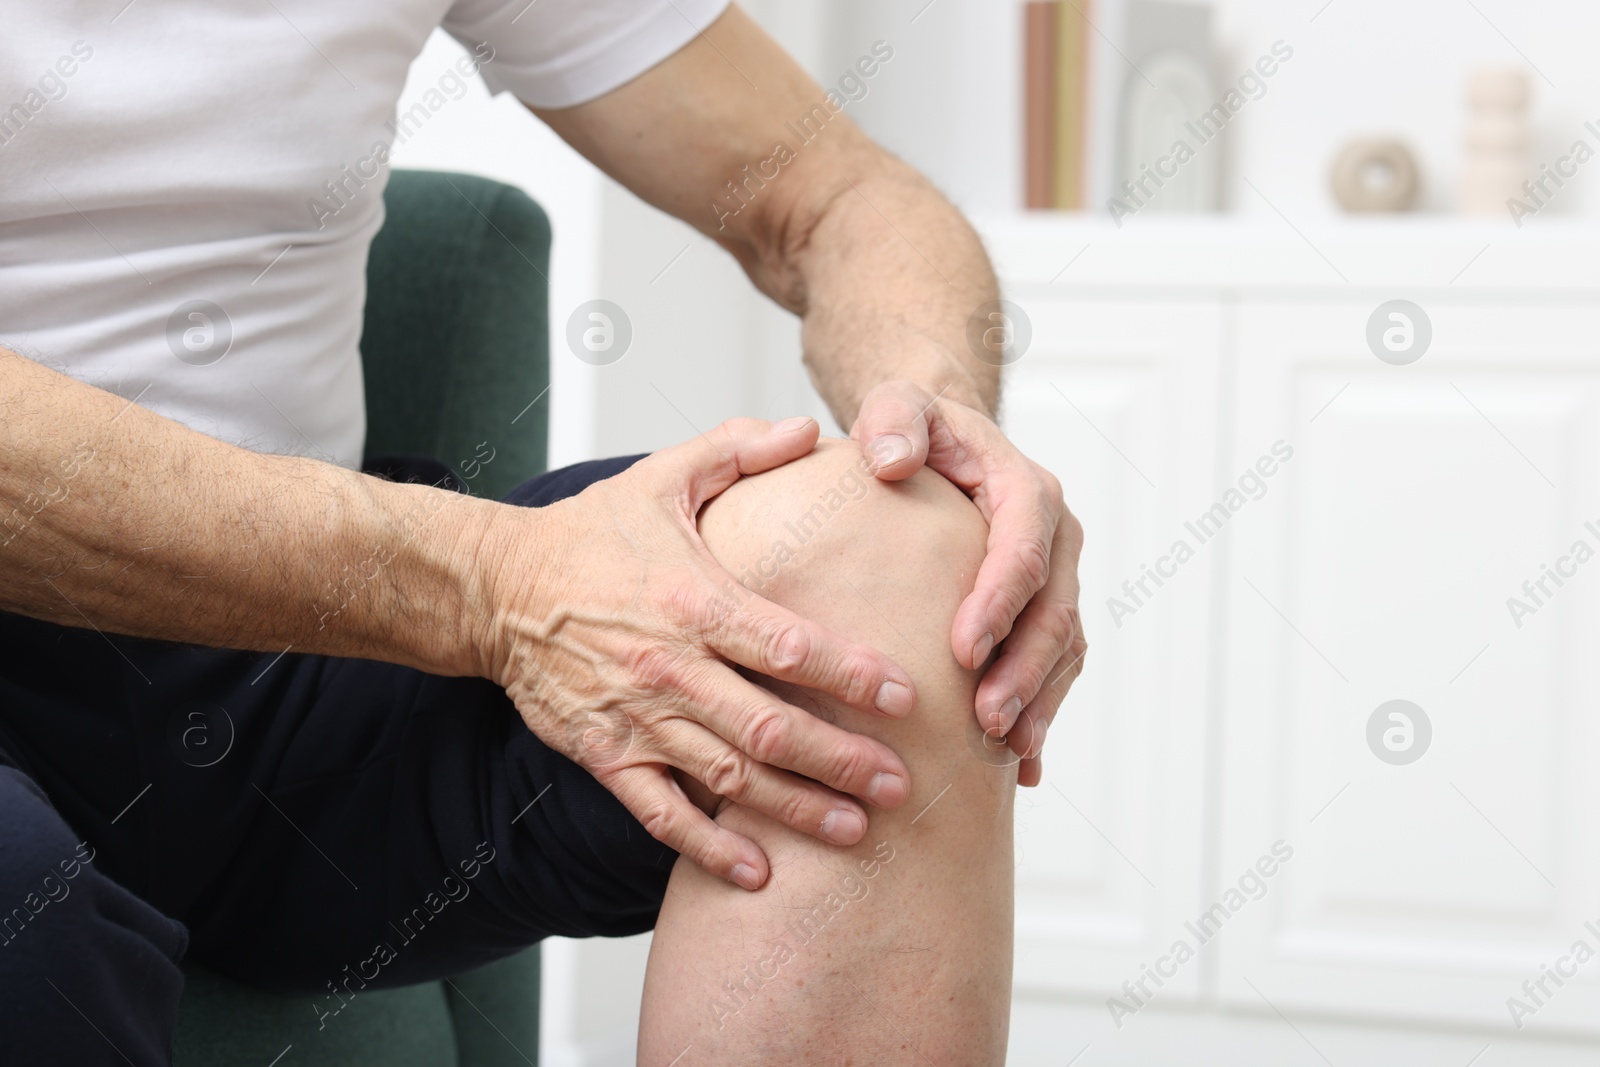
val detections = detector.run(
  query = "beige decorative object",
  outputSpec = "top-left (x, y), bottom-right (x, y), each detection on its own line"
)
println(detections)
top-left (1460, 68), bottom-right (1531, 214)
top-left (1330, 139), bottom-right (1420, 212)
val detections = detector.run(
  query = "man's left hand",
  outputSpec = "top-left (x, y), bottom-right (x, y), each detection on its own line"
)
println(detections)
top-left (851, 379), bottom-right (1087, 787)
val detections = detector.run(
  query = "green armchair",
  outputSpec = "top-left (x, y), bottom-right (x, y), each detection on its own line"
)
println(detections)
top-left (173, 170), bottom-right (551, 1065)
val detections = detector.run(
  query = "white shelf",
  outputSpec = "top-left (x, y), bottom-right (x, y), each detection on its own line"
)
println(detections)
top-left (976, 212), bottom-right (1600, 294)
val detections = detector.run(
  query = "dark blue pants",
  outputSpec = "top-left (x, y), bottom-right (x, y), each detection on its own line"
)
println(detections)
top-left (0, 456), bottom-right (665, 1066)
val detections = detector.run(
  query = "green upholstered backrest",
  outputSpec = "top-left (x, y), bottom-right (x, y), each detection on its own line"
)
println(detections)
top-left (360, 168), bottom-right (552, 500)
top-left (173, 168), bottom-right (550, 1065)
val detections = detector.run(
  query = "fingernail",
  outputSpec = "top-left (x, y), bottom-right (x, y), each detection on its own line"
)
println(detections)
top-left (821, 808), bottom-right (866, 844)
top-left (972, 632), bottom-right (995, 667)
top-left (866, 771), bottom-right (908, 806)
top-left (985, 695), bottom-right (1022, 735)
top-left (731, 863), bottom-right (762, 890)
top-left (774, 416), bottom-right (814, 434)
top-left (869, 434), bottom-right (913, 470)
top-left (874, 679), bottom-right (913, 716)
top-left (1029, 717), bottom-right (1050, 758)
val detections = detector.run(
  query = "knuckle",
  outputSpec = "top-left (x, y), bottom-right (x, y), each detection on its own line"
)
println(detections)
top-left (620, 643), bottom-right (686, 694)
top-left (837, 655), bottom-right (879, 708)
top-left (704, 750), bottom-right (750, 799)
top-left (1014, 535), bottom-right (1053, 596)
top-left (744, 708), bottom-right (790, 764)
top-left (774, 787), bottom-right (817, 832)
top-left (709, 418), bottom-right (758, 455)
top-left (1033, 687), bottom-right (1068, 718)
top-left (760, 619), bottom-right (811, 674)
top-left (1037, 467), bottom-right (1065, 510)
top-left (825, 741), bottom-right (875, 793)
top-left (637, 800), bottom-right (679, 845)
top-left (1042, 598), bottom-right (1080, 646)
top-left (1016, 653), bottom-right (1054, 702)
top-left (629, 706), bottom-right (668, 749)
top-left (659, 580), bottom-right (706, 630)
top-left (1052, 641), bottom-right (1089, 698)
top-left (1062, 506), bottom-right (1084, 546)
top-left (1071, 635), bottom-right (1090, 677)
top-left (702, 583), bottom-right (744, 632)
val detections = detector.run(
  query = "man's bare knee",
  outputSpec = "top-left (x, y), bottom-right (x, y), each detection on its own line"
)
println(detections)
top-left (640, 440), bottom-right (1015, 1063)
top-left (697, 436), bottom-right (1000, 785)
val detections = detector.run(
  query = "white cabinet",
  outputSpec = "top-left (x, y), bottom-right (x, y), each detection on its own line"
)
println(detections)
top-left (987, 217), bottom-right (1600, 1057)
top-left (1002, 298), bottom-right (1221, 1003)
top-left (1219, 300), bottom-right (1600, 1033)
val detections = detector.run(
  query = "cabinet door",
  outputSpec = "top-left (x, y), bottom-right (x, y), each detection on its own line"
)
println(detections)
top-left (1000, 295), bottom-right (1222, 1003)
top-left (1217, 298), bottom-right (1600, 1034)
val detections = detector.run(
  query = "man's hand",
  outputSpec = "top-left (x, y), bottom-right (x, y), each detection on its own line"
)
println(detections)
top-left (477, 417), bottom-right (918, 890)
top-left (852, 381), bottom-right (1087, 789)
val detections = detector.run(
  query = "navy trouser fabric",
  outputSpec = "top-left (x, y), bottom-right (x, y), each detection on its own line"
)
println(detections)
top-left (0, 455), bottom-right (664, 1066)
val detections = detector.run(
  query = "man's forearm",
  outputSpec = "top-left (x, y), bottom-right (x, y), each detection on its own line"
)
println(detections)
top-left (528, 6), bottom-right (1001, 428)
top-left (0, 347), bottom-right (499, 676)
top-left (790, 153), bottom-right (1002, 426)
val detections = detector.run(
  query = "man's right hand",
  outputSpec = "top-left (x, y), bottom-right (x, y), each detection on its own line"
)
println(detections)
top-left (476, 417), bottom-right (917, 891)
top-left (0, 347), bottom-right (914, 891)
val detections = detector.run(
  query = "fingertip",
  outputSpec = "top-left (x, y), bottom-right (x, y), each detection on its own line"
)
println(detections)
top-left (972, 630), bottom-right (996, 670)
top-left (1008, 711), bottom-right (1049, 760)
top-left (979, 695), bottom-right (1022, 736)
top-left (724, 836), bottom-right (771, 890)
top-left (865, 770), bottom-right (910, 809)
top-left (821, 806), bottom-right (868, 846)
top-left (873, 678), bottom-right (914, 717)
top-left (951, 600), bottom-right (995, 670)
top-left (767, 416), bottom-right (820, 462)
top-left (730, 862), bottom-right (765, 891)
top-left (862, 433), bottom-right (913, 474)
top-left (1018, 756), bottom-right (1042, 787)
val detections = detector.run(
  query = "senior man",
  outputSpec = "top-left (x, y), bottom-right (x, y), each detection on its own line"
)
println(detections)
top-left (0, 3), bottom-right (1085, 1064)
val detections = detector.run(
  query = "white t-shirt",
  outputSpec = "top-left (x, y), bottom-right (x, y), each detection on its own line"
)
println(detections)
top-left (1, 0), bottom-right (729, 469)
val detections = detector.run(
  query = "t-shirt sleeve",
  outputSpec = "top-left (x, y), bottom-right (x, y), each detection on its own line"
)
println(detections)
top-left (442, 0), bottom-right (733, 109)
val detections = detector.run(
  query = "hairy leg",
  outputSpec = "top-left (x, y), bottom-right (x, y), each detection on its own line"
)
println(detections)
top-left (639, 439), bottom-right (1017, 1065)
